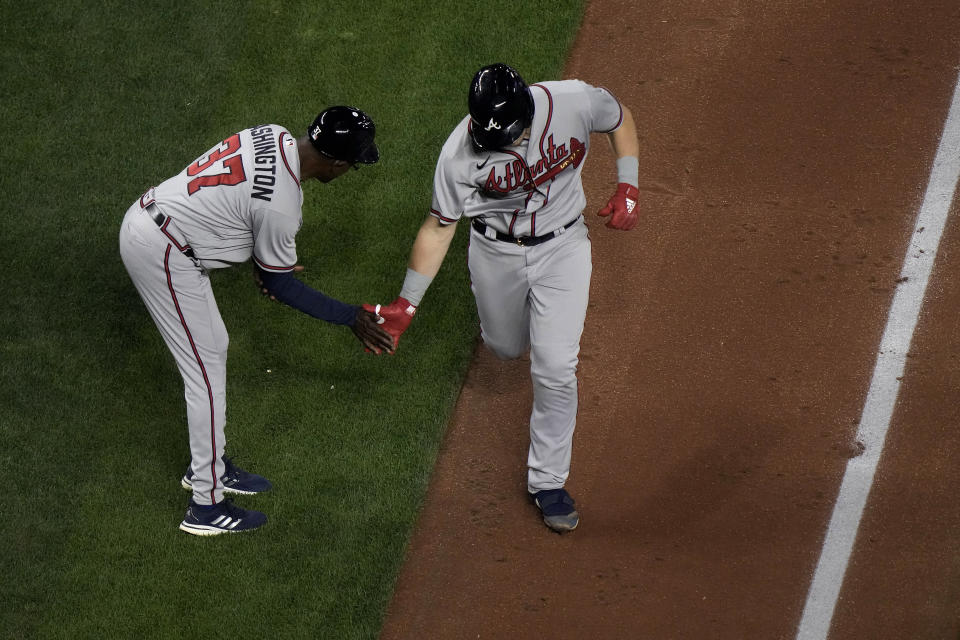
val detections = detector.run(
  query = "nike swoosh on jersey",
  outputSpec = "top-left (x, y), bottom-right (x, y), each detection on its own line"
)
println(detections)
top-left (476, 157), bottom-right (491, 170)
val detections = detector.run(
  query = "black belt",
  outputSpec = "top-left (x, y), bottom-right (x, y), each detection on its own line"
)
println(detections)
top-left (471, 216), bottom-right (580, 247)
top-left (145, 203), bottom-right (196, 260)
top-left (146, 206), bottom-right (166, 228)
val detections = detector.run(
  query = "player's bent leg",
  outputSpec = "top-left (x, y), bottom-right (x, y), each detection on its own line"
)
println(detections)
top-left (483, 333), bottom-right (529, 361)
top-left (122, 216), bottom-right (231, 507)
top-left (468, 234), bottom-right (531, 359)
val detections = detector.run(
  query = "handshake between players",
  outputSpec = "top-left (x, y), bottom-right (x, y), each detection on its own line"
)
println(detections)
top-left (362, 297), bottom-right (417, 355)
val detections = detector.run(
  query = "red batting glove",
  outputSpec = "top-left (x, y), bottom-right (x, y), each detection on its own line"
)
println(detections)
top-left (364, 297), bottom-right (417, 351)
top-left (597, 183), bottom-right (640, 230)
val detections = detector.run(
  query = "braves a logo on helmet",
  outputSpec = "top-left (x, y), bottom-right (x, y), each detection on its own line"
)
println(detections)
top-left (484, 118), bottom-right (502, 132)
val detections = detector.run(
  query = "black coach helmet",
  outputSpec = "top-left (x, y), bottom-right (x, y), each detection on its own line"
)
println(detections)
top-left (308, 106), bottom-right (379, 164)
top-left (468, 63), bottom-right (535, 151)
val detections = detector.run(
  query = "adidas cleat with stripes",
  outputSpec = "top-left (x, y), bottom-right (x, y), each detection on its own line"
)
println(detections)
top-left (179, 499), bottom-right (266, 536)
top-left (181, 456), bottom-right (272, 495)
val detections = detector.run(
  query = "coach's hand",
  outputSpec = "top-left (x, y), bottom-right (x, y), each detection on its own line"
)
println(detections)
top-left (363, 297), bottom-right (417, 351)
top-left (352, 307), bottom-right (395, 354)
top-left (598, 183), bottom-right (639, 230)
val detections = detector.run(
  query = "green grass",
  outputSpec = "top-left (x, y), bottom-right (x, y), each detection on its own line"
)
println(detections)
top-left (0, 1), bottom-right (585, 638)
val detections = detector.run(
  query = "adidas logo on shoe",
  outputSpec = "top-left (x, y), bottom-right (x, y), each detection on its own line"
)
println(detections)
top-left (179, 499), bottom-right (266, 536)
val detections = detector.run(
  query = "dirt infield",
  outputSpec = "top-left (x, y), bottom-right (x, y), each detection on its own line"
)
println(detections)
top-left (380, 1), bottom-right (960, 638)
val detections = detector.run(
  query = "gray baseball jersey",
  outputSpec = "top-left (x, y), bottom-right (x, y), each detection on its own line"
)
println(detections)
top-left (153, 124), bottom-right (302, 271)
top-left (430, 80), bottom-right (623, 234)
top-left (428, 79), bottom-right (625, 493)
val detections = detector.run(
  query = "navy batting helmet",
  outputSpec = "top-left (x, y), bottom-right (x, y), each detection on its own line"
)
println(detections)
top-left (308, 106), bottom-right (379, 164)
top-left (468, 63), bottom-right (534, 151)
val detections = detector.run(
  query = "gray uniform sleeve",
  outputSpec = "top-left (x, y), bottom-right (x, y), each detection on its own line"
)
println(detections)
top-left (586, 84), bottom-right (625, 133)
top-left (251, 208), bottom-right (300, 272)
top-left (429, 144), bottom-right (469, 225)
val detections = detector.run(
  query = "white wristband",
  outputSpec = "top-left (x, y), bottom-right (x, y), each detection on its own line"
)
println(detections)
top-left (399, 268), bottom-right (433, 307)
top-left (616, 156), bottom-right (639, 188)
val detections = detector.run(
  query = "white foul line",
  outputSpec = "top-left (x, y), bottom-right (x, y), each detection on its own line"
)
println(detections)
top-left (796, 71), bottom-right (960, 640)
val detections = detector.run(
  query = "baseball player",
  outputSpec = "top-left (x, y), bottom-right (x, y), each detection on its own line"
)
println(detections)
top-left (119, 106), bottom-right (394, 536)
top-left (369, 64), bottom-right (639, 533)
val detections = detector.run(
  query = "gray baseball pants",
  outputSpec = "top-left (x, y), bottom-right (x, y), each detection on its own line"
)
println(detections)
top-left (119, 201), bottom-right (227, 505)
top-left (467, 219), bottom-right (592, 493)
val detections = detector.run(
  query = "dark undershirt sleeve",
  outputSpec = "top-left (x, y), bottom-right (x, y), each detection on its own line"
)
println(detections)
top-left (256, 268), bottom-right (357, 326)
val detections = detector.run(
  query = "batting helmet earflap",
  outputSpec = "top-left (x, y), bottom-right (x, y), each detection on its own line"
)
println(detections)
top-left (468, 63), bottom-right (534, 151)
top-left (308, 106), bottom-right (380, 164)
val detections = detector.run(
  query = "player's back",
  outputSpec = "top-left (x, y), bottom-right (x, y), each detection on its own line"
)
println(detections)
top-left (153, 124), bottom-right (303, 266)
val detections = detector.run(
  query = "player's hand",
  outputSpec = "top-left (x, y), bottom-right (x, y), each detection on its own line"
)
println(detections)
top-left (352, 307), bottom-right (395, 355)
top-left (254, 264), bottom-right (304, 300)
top-left (363, 296), bottom-right (417, 352)
top-left (597, 183), bottom-right (639, 230)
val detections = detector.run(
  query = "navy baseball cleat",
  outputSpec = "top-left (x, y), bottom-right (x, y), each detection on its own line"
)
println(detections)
top-left (181, 457), bottom-right (272, 495)
top-left (179, 499), bottom-right (266, 536)
top-left (532, 488), bottom-right (580, 533)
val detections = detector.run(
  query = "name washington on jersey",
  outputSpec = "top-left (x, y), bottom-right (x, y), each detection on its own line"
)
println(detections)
top-left (250, 125), bottom-right (278, 201)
